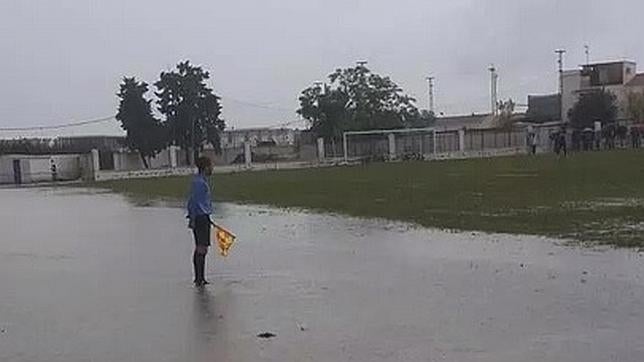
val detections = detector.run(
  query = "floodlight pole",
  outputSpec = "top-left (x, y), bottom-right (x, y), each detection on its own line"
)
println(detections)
top-left (426, 76), bottom-right (435, 114)
top-left (555, 49), bottom-right (566, 121)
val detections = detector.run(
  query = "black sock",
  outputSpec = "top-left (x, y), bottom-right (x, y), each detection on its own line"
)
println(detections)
top-left (193, 251), bottom-right (201, 282)
top-left (198, 254), bottom-right (206, 282)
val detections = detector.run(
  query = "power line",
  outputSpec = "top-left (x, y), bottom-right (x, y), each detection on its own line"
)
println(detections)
top-left (222, 97), bottom-right (294, 112)
top-left (0, 95), bottom-right (297, 134)
top-left (0, 115), bottom-right (116, 132)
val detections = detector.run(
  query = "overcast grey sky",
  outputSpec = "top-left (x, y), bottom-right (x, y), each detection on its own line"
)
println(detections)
top-left (1, 0), bottom-right (643, 134)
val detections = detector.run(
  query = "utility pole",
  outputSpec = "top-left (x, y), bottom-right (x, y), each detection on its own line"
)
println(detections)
top-left (584, 45), bottom-right (590, 65)
top-left (555, 49), bottom-right (566, 121)
top-left (426, 76), bottom-right (435, 114)
top-left (489, 64), bottom-right (499, 115)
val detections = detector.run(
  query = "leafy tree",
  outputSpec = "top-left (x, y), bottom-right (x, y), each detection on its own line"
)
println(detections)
top-left (155, 61), bottom-right (225, 164)
top-left (116, 77), bottom-right (167, 168)
top-left (297, 64), bottom-right (426, 141)
top-left (627, 90), bottom-right (644, 122)
top-left (568, 88), bottom-right (618, 130)
top-left (298, 84), bottom-right (349, 144)
top-left (496, 98), bottom-right (516, 129)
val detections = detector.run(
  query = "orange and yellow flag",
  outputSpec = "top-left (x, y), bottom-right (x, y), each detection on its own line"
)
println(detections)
top-left (214, 224), bottom-right (236, 257)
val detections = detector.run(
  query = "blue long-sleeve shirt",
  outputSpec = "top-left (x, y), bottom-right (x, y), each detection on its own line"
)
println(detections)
top-left (187, 173), bottom-right (213, 219)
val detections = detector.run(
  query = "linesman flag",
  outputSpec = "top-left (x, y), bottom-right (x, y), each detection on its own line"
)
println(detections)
top-left (214, 224), bottom-right (236, 257)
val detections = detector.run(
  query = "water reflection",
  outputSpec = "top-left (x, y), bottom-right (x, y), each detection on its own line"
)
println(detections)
top-left (192, 287), bottom-right (216, 342)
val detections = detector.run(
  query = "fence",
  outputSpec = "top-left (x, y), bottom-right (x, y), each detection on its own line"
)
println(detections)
top-left (339, 127), bottom-right (528, 163)
top-left (465, 129), bottom-right (525, 151)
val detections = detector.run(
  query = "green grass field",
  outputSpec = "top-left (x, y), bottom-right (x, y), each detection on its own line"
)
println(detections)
top-left (96, 150), bottom-right (644, 247)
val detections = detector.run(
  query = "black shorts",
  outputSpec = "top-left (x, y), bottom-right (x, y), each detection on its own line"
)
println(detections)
top-left (193, 215), bottom-right (211, 247)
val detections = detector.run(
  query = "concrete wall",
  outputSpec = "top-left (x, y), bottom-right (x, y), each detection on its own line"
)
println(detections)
top-left (0, 154), bottom-right (82, 184)
top-left (299, 144), bottom-right (317, 162)
top-left (0, 157), bottom-right (18, 184)
top-left (94, 167), bottom-right (195, 182)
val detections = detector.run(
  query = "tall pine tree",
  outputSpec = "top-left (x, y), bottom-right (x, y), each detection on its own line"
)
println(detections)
top-left (116, 77), bottom-right (167, 168)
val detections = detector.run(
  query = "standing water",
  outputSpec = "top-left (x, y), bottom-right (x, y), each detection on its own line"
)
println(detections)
top-left (1, 188), bottom-right (643, 362)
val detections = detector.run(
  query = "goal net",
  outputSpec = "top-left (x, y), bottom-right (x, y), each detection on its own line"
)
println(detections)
top-left (342, 127), bottom-right (436, 163)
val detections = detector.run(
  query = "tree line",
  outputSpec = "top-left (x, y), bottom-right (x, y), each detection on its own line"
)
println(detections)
top-left (118, 61), bottom-right (644, 167)
top-left (117, 61), bottom-right (433, 167)
top-left (116, 61), bottom-right (225, 167)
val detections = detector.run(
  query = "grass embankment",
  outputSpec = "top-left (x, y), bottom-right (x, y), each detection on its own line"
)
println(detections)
top-left (97, 150), bottom-right (644, 247)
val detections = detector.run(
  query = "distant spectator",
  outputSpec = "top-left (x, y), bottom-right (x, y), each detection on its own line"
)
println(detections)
top-left (582, 129), bottom-right (593, 151)
top-left (557, 127), bottom-right (567, 156)
top-left (50, 159), bottom-right (57, 182)
top-left (616, 125), bottom-right (628, 148)
top-left (527, 130), bottom-right (538, 155)
top-left (604, 124), bottom-right (616, 150)
top-left (632, 127), bottom-right (641, 148)
top-left (550, 131), bottom-right (559, 154)
top-left (571, 130), bottom-right (581, 152)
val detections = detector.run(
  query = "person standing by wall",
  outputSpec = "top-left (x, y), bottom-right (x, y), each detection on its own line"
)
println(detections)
top-left (632, 126), bottom-right (641, 148)
top-left (50, 159), bottom-right (57, 182)
top-left (526, 127), bottom-right (537, 155)
top-left (187, 156), bottom-right (214, 286)
top-left (530, 131), bottom-right (538, 155)
top-left (557, 127), bottom-right (568, 157)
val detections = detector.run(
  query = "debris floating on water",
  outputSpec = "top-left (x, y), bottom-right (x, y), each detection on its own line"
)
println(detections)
top-left (257, 332), bottom-right (277, 339)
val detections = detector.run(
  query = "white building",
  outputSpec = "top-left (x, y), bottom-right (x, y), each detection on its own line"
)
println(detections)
top-left (0, 154), bottom-right (84, 185)
top-left (562, 60), bottom-right (644, 123)
top-left (220, 128), bottom-right (296, 149)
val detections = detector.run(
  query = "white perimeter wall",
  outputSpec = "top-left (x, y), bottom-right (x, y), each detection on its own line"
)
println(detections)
top-left (0, 154), bottom-right (81, 184)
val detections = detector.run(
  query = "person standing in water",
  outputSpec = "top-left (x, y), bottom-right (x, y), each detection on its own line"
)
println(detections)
top-left (187, 156), bottom-right (214, 286)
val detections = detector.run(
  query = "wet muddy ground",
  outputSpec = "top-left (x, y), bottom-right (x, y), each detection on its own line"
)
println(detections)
top-left (1, 188), bottom-right (644, 362)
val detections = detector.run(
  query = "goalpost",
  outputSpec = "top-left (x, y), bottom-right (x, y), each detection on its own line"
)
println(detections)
top-left (342, 127), bottom-right (437, 163)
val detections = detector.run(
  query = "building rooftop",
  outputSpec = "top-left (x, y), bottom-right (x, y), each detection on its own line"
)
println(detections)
top-left (581, 60), bottom-right (636, 67)
top-left (434, 114), bottom-right (496, 130)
